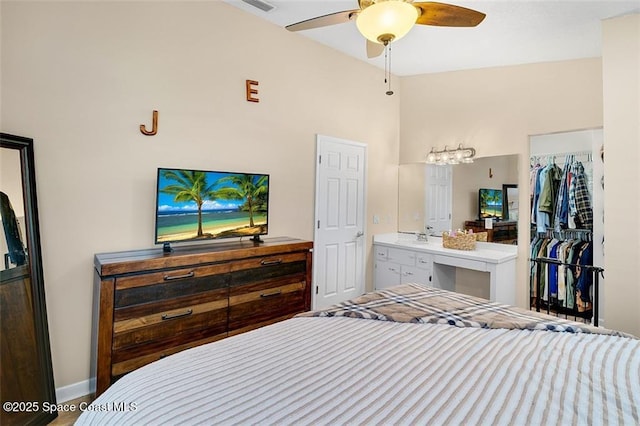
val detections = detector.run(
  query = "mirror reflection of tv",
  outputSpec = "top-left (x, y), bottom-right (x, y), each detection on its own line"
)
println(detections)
top-left (155, 168), bottom-right (269, 247)
top-left (478, 188), bottom-right (503, 220)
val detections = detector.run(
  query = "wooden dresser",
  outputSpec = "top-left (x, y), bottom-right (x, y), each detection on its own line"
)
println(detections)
top-left (464, 220), bottom-right (518, 244)
top-left (92, 237), bottom-right (313, 396)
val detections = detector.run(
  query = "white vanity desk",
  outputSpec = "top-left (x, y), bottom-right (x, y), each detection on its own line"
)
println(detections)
top-left (373, 233), bottom-right (518, 305)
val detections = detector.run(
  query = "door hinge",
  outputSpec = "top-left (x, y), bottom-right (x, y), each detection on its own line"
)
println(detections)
top-left (315, 286), bottom-right (319, 295)
top-left (317, 220), bottom-right (320, 229)
top-left (318, 155), bottom-right (322, 164)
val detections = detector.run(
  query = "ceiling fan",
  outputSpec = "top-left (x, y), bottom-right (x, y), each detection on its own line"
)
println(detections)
top-left (285, 0), bottom-right (486, 59)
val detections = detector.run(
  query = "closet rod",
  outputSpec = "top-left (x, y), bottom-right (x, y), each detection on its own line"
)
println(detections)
top-left (532, 256), bottom-right (603, 273)
top-left (542, 227), bottom-right (592, 231)
top-left (530, 150), bottom-right (592, 158)
top-left (539, 227), bottom-right (593, 234)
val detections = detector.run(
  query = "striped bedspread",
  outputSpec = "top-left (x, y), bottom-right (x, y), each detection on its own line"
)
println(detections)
top-left (77, 285), bottom-right (640, 426)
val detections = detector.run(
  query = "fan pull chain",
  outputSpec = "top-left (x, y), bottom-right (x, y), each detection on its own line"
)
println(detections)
top-left (385, 44), bottom-right (393, 96)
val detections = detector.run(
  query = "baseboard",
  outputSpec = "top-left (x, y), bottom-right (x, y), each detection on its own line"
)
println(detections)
top-left (56, 378), bottom-right (95, 403)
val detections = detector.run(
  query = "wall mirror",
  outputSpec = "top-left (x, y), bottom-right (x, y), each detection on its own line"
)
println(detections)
top-left (398, 154), bottom-right (519, 244)
top-left (1, 133), bottom-right (57, 425)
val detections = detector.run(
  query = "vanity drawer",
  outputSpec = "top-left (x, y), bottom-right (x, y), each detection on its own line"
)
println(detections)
top-left (375, 246), bottom-right (389, 260)
top-left (416, 253), bottom-right (433, 271)
top-left (387, 247), bottom-right (417, 266)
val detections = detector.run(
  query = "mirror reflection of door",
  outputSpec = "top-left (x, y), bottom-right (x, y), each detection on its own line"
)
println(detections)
top-left (0, 148), bottom-right (27, 270)
top-left (425, 164), bottom-right (452, 235)
top-left (502, 184), bottom-right (519, 221)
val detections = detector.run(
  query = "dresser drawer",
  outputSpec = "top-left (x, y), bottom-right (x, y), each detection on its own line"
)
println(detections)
top-left (112, 264), bottom-right (229, 362)
top-left (112, 294), bottom-right (228, 348)
top-left (114, 263), bottom-right (229, 308)
top-left (111, 296), bottom-right (228, 376)
top-left (111, 330), bottom-right (227, 377)
top-left (228, 277), bottom-right (306, 333)
top-left (229, 252), bottom-right (308, 281)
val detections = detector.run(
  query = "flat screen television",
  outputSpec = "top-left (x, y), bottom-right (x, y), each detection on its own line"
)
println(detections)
top-left (478, 188), bottom-right (503, 220)
top-left (155, 168), bottom-right (269, 249)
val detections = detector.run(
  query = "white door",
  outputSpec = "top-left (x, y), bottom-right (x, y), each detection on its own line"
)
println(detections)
top-left (314, 135), bottom-right (366, 309)
top-left (425, 164), bottom-right (452, 234)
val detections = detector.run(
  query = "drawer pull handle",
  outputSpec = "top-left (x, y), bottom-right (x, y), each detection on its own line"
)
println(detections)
top-left (260, 290), bottom-right (282, 298)
top-left (161, 309), bottom-right (193, 320)
top-left (163, 271), bottom-right (195, 281)
top-left (260, 259), bottom-right (283, 266)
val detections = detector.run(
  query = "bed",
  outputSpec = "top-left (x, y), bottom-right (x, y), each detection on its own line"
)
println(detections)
top-left (77, 284), bottom-right (639, 425)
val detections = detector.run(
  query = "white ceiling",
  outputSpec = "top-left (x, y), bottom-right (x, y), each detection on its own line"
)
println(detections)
top-left (223, 0), bottom-right (639, 76)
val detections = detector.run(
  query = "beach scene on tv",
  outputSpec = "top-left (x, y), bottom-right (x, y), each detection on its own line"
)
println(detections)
top-left (479, 189), bottom-right (503, 219)
top-left (155, 169), bottom-right (268, 243)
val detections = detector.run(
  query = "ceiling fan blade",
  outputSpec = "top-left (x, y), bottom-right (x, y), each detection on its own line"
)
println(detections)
top-left (366, 40), bottom-right (384, 58)
top-left (285, 10), bottom-right (358, 32)
top-left (413, 2), bottom-right (486, 27)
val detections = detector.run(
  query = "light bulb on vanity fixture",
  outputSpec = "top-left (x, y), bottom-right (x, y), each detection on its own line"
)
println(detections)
top-left (440, 149), bottom-right (451, 163)
top-left (426, 148), bottom-right (438, 163)
top-left (425, 143), bottom-right (476, 165)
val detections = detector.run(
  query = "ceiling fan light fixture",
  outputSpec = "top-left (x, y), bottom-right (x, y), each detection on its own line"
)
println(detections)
top-left (356, 0), bottom-right (418, 44)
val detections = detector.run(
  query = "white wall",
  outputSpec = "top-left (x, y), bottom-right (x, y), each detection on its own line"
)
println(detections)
top-left (1, 1), bottom-right (400, 391)
top-left (602, 14), bottom-right (640, 337)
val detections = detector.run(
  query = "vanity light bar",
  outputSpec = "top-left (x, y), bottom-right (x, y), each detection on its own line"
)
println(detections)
top-left (426, 144), bottom-right (476, 165)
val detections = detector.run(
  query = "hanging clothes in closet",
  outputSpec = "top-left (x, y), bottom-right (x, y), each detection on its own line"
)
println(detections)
top-left (530, 154), bottom-right (593, 232)
top-left (530, 152), bottom-right (595, 318)
top-left (568, 161), bottom-right (593, 230)
top-left (530, 232), bottom-right (593, 312)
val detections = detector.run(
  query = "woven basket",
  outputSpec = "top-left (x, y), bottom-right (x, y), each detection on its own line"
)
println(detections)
top-left (442, 232), bottom-right (476, 250)
top-left (473, 232), bottom-right (488, 242)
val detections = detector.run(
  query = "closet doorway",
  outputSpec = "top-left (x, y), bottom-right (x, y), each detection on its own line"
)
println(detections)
top-left (529, 128), bottom-right (604, 325)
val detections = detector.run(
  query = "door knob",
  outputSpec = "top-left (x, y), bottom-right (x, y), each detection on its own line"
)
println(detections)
top-left (355, 231), bottom-right (364, 238)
